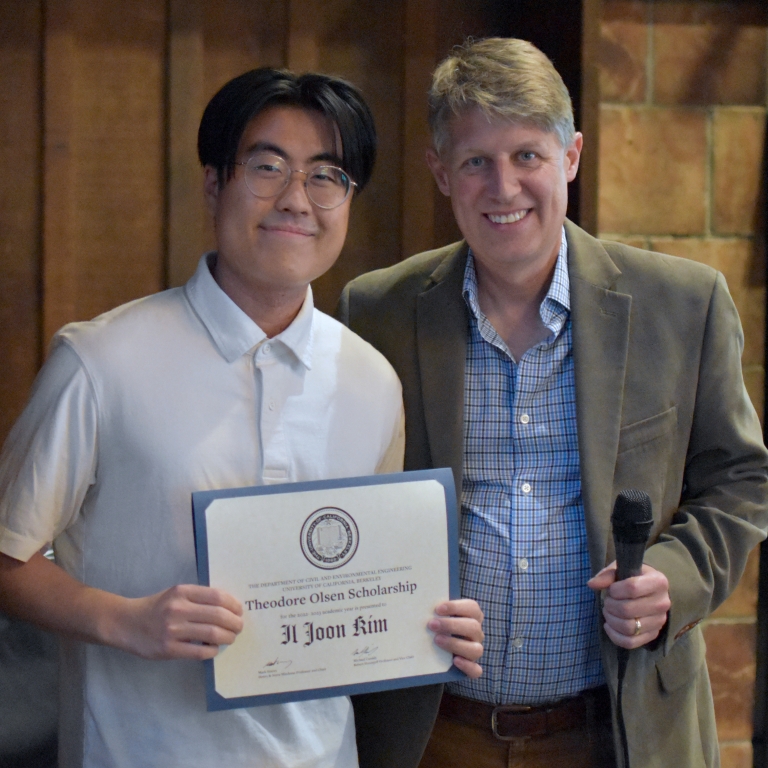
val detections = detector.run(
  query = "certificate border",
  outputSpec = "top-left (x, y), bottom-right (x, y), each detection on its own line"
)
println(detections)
top-left (192, 468), bottom-right (462, 711)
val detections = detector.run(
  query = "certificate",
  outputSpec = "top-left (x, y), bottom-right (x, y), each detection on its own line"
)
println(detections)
top-left (192, 468), bottom-right (462, 711)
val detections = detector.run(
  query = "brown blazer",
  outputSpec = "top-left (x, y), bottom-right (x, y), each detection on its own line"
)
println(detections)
top-left (340, 220), bottom-right (768, 768)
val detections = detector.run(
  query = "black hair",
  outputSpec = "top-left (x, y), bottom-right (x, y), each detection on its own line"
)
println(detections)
top-left (197, 68), bottom-right (377, 193)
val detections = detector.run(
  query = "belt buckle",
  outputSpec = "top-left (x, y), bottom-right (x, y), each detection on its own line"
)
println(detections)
top-left (491, 704), bottom-right (540, 741)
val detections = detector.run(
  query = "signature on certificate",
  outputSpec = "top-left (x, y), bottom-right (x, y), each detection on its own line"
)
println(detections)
top-left (353, 646), bottom-right (379, 657)
top-left (263, 658), bottom-right (293, 670)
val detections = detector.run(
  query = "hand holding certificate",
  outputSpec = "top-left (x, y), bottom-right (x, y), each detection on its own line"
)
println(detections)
top-left (193, 468), bottom-right (476, 711)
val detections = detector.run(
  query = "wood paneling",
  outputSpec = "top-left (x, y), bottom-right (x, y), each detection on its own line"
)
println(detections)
top-left (307, 0), bottom-right (408, 312)
top-left (167, 0), bottom-right (291, 289)
top-left (579, 0), bottom-right (602, 235)
top-left (401, 0), bottom-right (438, 258)
top-left (203, 0), bottom-right (287, 96)
top-left (0, 0), bottom-right (598, 447)
top-left (0, 1), bottom-right (43, 441)
top-left (167, 0), bottom-right (206, 288)
top-left (42, 0), bottom-right (165, 341)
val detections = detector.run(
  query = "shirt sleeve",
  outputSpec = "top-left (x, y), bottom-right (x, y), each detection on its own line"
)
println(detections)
top-left (0, 339), bottom-right (98, 562)
top-left (375, 402), bottom-right (405, 475)
top-left (643, 272), bottom-right (768, 648)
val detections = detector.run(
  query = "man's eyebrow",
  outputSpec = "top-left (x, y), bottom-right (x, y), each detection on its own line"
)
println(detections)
top-left (241, 143), bottom-right (344, 168)
top-left (241, 141), bottom-right (287, 158)
top-left (310, 151), bottom-right (344, 167)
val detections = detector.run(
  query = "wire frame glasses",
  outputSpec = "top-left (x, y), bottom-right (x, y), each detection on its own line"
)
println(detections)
top-left (234, 153), bottom-right (356, 209)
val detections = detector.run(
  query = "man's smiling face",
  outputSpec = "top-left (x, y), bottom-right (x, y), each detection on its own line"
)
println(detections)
top-left (427, 107), bottom-right (582, 277)
top-left (204, 105), bottom-right (352, 303)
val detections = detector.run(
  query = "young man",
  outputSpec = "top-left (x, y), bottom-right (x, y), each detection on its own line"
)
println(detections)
top-left (339, 38), bottom-right (768, 767)
top-left (0, 69), bottom-right (483, 768)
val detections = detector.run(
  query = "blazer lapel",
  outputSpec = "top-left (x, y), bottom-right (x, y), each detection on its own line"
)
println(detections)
top-left (566, 221), bottom-right (631, 573)
top-left (416, 243), bottom-right (469, 503)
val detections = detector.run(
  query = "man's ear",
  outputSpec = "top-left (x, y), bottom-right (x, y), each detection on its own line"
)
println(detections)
top-left (426, 148), bottom-right (451, 197)
top-left (203, 166), bottom-right (221, 216)
top-left (565, 133), bottom-right (583, 182)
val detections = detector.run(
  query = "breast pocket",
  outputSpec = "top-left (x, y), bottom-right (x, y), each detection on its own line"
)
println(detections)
top-left (613, 406), bottom-right (678, 513)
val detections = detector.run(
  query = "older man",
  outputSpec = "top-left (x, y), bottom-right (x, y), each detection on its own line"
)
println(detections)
top-left (0, 68), bottom-right (483, 768)
top-left (339, 38), bottom-right (768, 768)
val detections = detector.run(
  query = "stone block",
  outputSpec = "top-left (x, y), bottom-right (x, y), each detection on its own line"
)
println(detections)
top-left (599, 0), bottom-right (648, 103)
top-left (711, 546), bottom-right (759, 620)
top-left (704, 621), bottom-right (756, 742)
top-left (599, 107), bottom-right (707, 235)
top-left (720, 742), bottom-right (752, 768)
top-left (713, 109), bottom-right (766, 236)
top-left (653, 2), bottom-right (767, 106)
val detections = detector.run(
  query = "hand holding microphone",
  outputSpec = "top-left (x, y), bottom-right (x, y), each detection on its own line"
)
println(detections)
top-left (592, 491), bottom-right (673, 768)
top-left (587, 490), bottom-right (671, 650)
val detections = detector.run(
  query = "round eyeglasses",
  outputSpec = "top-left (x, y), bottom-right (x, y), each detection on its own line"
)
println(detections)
top-left (234, 153), bottom-right (357, 210)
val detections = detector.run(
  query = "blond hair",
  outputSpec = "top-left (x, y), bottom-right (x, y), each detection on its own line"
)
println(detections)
top-left (428, 37), bottom-right (575, 153)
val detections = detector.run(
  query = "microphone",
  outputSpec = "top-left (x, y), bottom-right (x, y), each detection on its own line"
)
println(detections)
top-left (610, 489), bottom-right (653, 768)
top-left (611, 489), bottom-right (653, 581)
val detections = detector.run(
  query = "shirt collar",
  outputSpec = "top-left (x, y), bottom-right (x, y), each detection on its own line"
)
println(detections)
top-left (545, 228), bottom-right (570, 314)
top-left (463, 227), bottom-right (570, 334)
top-left (184, 252), bottom-right (314, 368)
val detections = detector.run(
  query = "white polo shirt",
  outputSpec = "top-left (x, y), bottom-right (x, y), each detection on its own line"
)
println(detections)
top-left (0, 254), bottom-right (404, 768)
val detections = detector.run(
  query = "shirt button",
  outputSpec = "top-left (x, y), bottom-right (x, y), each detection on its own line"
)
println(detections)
top-left (512, 637), bottom-right (524, 649)
top-left (268, 400), bottom-right (275, 411)
top-left (518, 558), bottom-right (529, 570)
top-left (263, 343), bottom-right (271, 354)
top-left (521, 482), bottom-right (531, 494)
top-left (520, 414), bottom-right (530, 424)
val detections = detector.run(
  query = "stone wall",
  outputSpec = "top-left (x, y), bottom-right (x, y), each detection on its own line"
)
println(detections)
top-left (597, 3), bottom-right (767, 765)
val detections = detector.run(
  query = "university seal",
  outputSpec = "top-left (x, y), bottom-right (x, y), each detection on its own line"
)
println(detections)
top-left (300, 507), bottom-right (359, 570)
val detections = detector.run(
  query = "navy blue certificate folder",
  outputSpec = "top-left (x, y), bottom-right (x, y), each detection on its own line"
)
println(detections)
top-left (192, 468), bottom-right (462, 711)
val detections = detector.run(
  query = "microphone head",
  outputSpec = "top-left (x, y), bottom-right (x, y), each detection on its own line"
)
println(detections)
top-left (611, 489), bottom-right (653, 543)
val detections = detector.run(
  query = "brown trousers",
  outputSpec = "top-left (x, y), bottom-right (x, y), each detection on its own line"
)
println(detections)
top-left (418, 706), bottom-right (617, 768)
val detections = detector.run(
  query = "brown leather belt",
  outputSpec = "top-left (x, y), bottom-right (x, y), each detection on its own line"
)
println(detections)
top-left (439, 686), bottom-right (611, 741)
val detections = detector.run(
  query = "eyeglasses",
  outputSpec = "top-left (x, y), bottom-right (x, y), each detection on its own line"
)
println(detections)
top-left (234, 153), bottom-right (357, 210)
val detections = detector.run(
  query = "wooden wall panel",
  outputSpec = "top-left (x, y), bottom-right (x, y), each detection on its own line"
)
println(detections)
top-left (0, 0), bottom-right (598, 446)
top-left (286, 0), bottom-right (320, 72)
top-left (42, 0), bottom-right (165, 341)
top-left (401, 0), bottom-right (438, 258)
top-left (167, 0), bottom-right (206, 288)
top-left (578, 0), bottom-right (601, 235)
top-left (42, 0), bottom-right (76, 343)
top-left (167, 0), bottom-right (290, 288)
top-left (203, 0), bottom-right (287, 96)
top-left (296, 0), bottom-right (407, 313)
top-left (0, 2), bottom-right (43, 443)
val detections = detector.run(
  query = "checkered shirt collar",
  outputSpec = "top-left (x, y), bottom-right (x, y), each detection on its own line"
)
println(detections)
top-left (463, 228), bottom-right (570, 336)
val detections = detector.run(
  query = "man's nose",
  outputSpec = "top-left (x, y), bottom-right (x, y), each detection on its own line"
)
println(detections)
top-left (490, 162), bottom-right (522, 200)
top-left (275, 170), bottom-right (312, 213)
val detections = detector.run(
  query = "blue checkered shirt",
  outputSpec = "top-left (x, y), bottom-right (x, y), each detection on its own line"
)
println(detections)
top-left (448, 230), bottom-right (604, 705)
